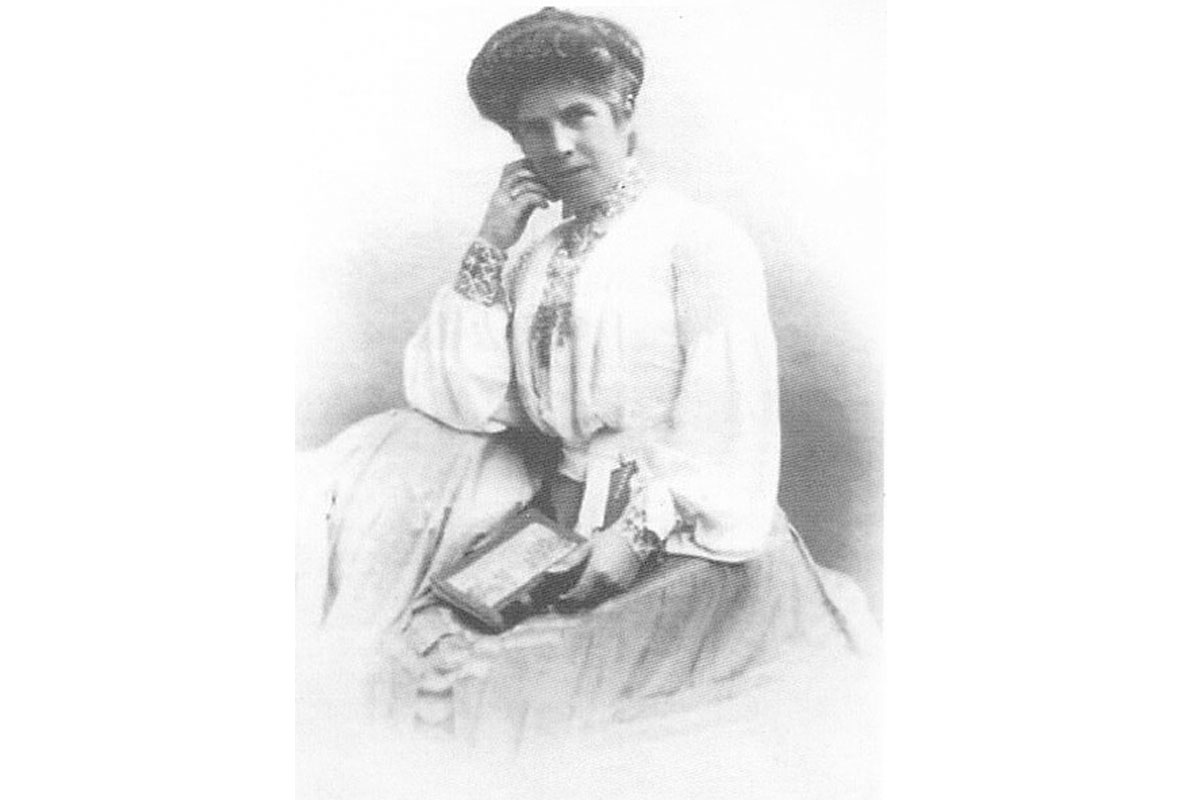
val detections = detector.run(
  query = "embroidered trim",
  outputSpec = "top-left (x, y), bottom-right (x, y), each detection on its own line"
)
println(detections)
top-left (570, 162), bottom-right (647, 226)
top-left (530, 164), bottom-right (647, 374)
top-left (620, 512), bottom-right (666, 565)
top-left (605, 457), bottom-right (669, 564)
top-left (454, 239), bottom-right (508, 306)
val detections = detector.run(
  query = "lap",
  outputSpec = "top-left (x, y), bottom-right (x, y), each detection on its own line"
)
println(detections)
top-left (304, 408), bottom-right (879, 747)
top-left (305, 408), bottom-right (541, 631)
top-left (379, 512), bottom-right (873, 745)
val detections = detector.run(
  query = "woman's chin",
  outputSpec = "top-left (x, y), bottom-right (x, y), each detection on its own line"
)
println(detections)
top-left (560, 187), bottom-right (603, 212)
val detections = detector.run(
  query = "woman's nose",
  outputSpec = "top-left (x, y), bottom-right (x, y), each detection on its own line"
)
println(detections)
top-left (551, 123), bottom-right (576, 156)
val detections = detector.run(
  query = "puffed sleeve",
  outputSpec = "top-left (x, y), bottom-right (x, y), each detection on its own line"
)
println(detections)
top-left (647, 209), bottom-right (781, 562)
top-left (402, 240), bottom-right (525, 433)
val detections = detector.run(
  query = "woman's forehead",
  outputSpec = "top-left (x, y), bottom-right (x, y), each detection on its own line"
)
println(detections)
top-left (514, 79), bottom-right (607, 122)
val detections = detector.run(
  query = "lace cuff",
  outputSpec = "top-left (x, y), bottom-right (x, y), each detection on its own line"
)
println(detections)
top-left (616, 472), bottom-right (677, 564)
top-left (453, 239), bottom-right (507, 307)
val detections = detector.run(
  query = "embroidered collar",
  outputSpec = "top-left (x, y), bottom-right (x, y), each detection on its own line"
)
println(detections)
top-left (565, 162), bottom-right (647, 226)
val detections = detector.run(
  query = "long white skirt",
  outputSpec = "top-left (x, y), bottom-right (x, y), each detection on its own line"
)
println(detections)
top-left (297, 408), bottom-right (879, 751)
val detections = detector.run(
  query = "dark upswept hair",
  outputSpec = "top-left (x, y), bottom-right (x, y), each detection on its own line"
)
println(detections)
top-left (468, 7), bottom-right (645, 133)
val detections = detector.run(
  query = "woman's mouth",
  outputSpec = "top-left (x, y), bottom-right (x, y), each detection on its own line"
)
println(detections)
top-left (555, 165), bottom-right (590, 180)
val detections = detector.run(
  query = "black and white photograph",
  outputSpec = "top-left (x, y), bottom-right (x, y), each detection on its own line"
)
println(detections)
top-left (6, 1), bottom-right (1200, 798)
top-left (295, 4), bottom-right (884, 797)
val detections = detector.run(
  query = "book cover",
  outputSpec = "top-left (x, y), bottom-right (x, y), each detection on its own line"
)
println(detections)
top-left (431, 508), bottom-right (588, 632)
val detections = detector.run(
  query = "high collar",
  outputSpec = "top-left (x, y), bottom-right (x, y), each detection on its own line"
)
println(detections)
top-left (562, 161), bottom-right (647, 225)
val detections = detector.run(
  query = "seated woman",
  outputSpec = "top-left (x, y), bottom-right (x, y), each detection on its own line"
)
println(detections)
top-left (308, 7), bottom-right (878, 746)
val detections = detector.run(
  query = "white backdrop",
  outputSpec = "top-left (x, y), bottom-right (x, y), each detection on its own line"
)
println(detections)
top-left (10, 1), bottom-right (1200, 797)
top-left (295, 1), bottom-right (885, 607)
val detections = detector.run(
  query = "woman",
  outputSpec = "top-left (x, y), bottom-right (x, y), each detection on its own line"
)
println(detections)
top-left (310, 7), bottom-right (877, 745)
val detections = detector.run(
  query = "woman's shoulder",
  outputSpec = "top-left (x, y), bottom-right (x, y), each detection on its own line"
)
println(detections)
top-left (640, 183), bottom-right (723, 222)
top-left (648, 186), bottom-right (771, 329)
top-left (637, 185), bottom-right (762, 281)
top-left (640, 185), bottom-right (759, 256)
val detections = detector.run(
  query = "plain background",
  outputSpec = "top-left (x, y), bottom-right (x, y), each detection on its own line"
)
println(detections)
top-left (3, 0), bottom-right (1199, 798)
top-left (295, 2), bottom-right (886, 610)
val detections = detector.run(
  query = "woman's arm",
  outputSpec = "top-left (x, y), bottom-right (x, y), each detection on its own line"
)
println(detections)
top-left (402, 270), bottom-right (518, 433)
top-left (647, 206), bottom-right (781, 561)
top-left (560, 206), bottom-right (780, 608)
top-left (403, 161), bottom-right (552, 433)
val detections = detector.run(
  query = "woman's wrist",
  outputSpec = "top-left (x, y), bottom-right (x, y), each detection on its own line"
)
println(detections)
top-left (454, 238), bottom-right (507, 306)
top-left (475, 225), bottom-right (513, 252)
top-left (616, 507), bottom-right (666, 565)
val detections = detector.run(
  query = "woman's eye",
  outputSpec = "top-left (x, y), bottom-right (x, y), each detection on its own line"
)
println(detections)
top-left (563, 108), bottom-right (593, 126)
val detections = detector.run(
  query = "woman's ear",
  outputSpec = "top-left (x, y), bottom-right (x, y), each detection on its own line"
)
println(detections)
top-left (618, 97), bottom-right (637, 155)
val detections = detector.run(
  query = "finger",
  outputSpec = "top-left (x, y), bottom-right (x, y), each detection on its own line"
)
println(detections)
top-left (496, 159), bottom-right (535, 179)
top-left (501, 173), bottom-right (539, 193)
top-left (558, 569), bottom-right (601, 605)
top-left (545, 545), bottom-right (590, 575)
top-left (505, 177), bottom-right (548, 196)
top-left (561, 569), bottom-right (619, 610)
top-left (503, 177), bottom-right (548, 199)
top-left (508, 188), bottom-right (551, 210)
top-left (559, 582), bottom-right (610, 612)
top-left (558, 579), bottom-right (591, 605)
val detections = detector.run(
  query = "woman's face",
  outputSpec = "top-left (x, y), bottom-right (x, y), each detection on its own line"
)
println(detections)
top-left (512, 78), bottom-right (633, 212)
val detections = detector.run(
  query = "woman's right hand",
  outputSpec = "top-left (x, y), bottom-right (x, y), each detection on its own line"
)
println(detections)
top-left (477, 159), bottom-right (553, 251)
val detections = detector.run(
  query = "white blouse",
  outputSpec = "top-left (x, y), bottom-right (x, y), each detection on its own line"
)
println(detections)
top-left (404, 182), bottom-right (780, 562)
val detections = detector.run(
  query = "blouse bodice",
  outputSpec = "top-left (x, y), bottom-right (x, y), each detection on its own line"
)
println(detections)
top-left (404, 177), bottom-right (780, 562)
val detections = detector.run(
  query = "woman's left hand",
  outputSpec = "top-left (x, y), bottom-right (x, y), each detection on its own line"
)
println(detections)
top-left (557, 525), bottom-right (642, 611)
